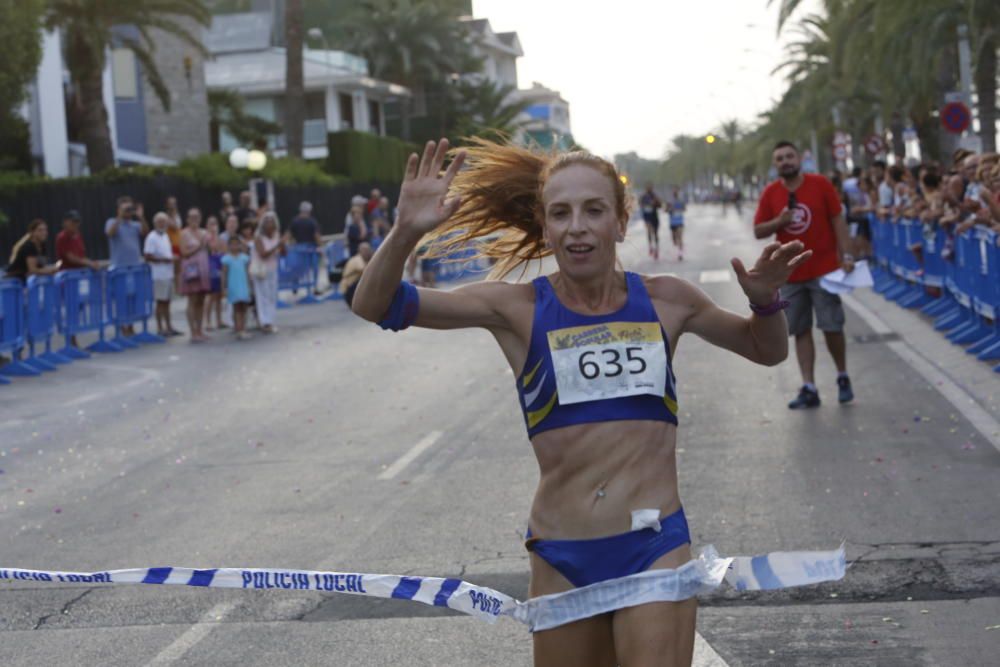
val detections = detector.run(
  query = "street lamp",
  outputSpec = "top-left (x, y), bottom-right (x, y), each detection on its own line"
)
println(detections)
top-left (246, 149), bottom-right (267, 172)
top-left (229, 147), bottom-right (249, 169)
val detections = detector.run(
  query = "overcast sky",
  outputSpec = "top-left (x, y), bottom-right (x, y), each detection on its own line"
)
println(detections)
top-left (472, 0), bottom-right (818, 160)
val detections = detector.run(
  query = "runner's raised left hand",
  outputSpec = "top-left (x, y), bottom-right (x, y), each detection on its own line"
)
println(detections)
top-left (731, 241), bottom-right (812, 306)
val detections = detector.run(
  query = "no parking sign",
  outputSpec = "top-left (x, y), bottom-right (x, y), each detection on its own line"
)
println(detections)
top-left (941, 101), bottom-right (971, 134)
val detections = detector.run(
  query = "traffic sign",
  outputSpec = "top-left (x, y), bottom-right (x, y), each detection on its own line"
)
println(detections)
top-left (941, 101), bottom-right (971, 134)
top-left (864, 134), bottom-right (885, 155)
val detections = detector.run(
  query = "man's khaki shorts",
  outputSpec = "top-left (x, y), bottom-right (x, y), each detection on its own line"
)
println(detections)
top-left (780, 278), bottom-right (845, 336)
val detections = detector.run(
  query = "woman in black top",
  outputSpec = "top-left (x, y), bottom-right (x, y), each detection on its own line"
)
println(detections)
top-left (6, 219), bottom-right (59, 283)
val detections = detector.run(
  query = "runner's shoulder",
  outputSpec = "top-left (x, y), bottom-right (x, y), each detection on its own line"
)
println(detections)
top-left (452, 279), bottom-right (535, 311)
top-left (639, 273), bottom-right (703, 309)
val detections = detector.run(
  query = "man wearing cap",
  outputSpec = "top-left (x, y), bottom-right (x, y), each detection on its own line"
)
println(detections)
top-left (55, 210), bottom-right (102, 271)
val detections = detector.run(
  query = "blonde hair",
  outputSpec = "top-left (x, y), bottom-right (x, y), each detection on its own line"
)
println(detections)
top-left (9, 219), bottom-right (46, 266)
top-left (977, 153), bottom-right (999, 182)
top-left (256, 211), bottom-right (280, 236)
top-left (424, 138), bottom-right (631, 278)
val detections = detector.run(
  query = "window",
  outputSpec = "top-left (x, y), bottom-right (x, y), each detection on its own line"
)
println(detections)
top-left (339, 93), bottom-right (354, 130)
top-left (305, 92), bottom-right (325, 120)
top-left (368, 100), bottom-right (381, 133)
top-left (112, 49), bottom-right (138, 99)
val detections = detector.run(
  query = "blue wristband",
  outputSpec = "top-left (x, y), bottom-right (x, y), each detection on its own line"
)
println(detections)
top-left (378, 281), bottom-right (420, 331)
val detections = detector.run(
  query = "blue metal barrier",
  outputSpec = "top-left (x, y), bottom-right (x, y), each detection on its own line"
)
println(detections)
top-left (105, 267), bottom-right (140, 349)
top-left (933, 229), bottom-right (967, 331)
top-left (105, 265), bottom-right (163, 348)
top-left (55, 269), bottom-right (115, 356)
top-left (945, 231), bottom-right (988, 344)
top-left (873, 217), bottom-right (1000, 372)
top-left (25, 275), bottom-right (72, 371)
top-left (895, 218), bottom-right (932, 308)
top-left (130, 265), bottom-right (165, 344)
top-left (278, 244), bottom-right (321, 307)
top-left (0, 279), bottom-right (40, 379)
top-left (966, 228), bottom-right (1000, 358)
top-left (435, 247), bottom-right (490, 283)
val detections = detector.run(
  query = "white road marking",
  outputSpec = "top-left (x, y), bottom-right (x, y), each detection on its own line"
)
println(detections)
top-left (145, 601), bottom-right (238, 667)
top-left (842, 293), bottom-right (1000, 453)
top-left (377, 431), bottom-right (445, 480)
top-left (699, 270), bottom-right (731, 284)
top-left (694, 631), bottom-right (731, 666)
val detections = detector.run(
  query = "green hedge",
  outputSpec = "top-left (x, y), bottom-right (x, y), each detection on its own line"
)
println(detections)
top-left (0, 154), bottom-right (341, 202)
top-left (327, 131), bottom-right (418, 183)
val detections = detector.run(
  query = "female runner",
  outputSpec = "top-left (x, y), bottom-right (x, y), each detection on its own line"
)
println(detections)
top-left (352, 139), bottom-right (810, 667)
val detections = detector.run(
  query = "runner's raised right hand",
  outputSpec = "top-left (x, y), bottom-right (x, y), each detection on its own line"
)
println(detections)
top-left (394, 139), bottom-right (466, 240)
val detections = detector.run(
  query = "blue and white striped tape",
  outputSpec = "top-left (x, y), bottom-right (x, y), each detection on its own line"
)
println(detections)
top-left (1, 544), bottom-right (845, 632)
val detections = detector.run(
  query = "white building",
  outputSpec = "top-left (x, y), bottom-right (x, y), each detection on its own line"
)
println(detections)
top-left (517, 82), bottom-right (574, 150)
top-left (23, 22), bottom-right (210, 178)
top-left (459, 17), bottom-right (522, 89)
top-left (204, 12), bottom-right (410, 160)
top-left (458, 16), bottom-right (573, 150)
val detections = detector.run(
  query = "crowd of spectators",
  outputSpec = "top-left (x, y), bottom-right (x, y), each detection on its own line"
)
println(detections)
top-left (4, 187), bottom-right (405, 351)
top-left (830, 149), bottom-right (1000, 269)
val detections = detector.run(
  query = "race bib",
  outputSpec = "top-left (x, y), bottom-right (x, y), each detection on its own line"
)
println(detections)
top-left (547, 322), bottom-right (666, 405)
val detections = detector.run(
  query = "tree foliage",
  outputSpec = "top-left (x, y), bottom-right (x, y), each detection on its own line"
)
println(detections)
top-left (0, 0), bottom-right (45, 172)
top-left (208, 89), bottom-right (282, 149)
top-left (450, 80), bottom-right (530, 144)
top-left (44, 0), bottom-right (212, 173)
top-left (649, 0), bottom-right (1000, 192)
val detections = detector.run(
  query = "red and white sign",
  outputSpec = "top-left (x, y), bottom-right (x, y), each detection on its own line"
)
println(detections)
top-left (864, 134), bottom-right (885, 155)
top-left (941, 101), bottom-right (971, 134)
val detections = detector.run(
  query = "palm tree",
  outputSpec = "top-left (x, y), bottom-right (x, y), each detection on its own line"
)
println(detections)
top-left (0, 0), bottom-right (45, 171)
top-left (45, 0), bottom-right (211, 174)
top-left (284, 0), bottom-right (304, 158)
top-left (339, 0), bottom-right (474, 140)
top-left (451, 81), bottom-right (529, 144)
top-left (208, 89), bottom-right (281, 150)
top-left (771, 0), bottom-right (999, 154)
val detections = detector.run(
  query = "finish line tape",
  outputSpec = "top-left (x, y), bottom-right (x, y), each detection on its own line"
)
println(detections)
top-left (1, 544), bottom-right (845, 632)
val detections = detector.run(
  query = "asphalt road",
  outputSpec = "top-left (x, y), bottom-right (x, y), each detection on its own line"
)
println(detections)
top-left (1, 203), bottom-right (999, 666)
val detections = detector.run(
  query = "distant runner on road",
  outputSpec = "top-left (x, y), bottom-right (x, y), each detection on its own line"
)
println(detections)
top-left (668, 187), bottom-right (687, 261)
top-left (352, 137), bottom-right (811, 666)
top-left (639, 183), bottom-right (663, 260)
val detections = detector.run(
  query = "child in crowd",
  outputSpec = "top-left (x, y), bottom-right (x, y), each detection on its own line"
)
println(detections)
top-left (239, 220), bottom-right (259, 329)
top-left (218, 214), bottom-right (240, 327)
top-left (221, 235), bottom-right (252, 340)
top-left (204, 216), bottom-right (225, 331)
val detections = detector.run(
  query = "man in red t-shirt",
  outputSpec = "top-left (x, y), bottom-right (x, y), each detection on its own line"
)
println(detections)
top-left (754, 141), bottom-right (855, 409)
top-left (55, 210), bottom-right (102, 271)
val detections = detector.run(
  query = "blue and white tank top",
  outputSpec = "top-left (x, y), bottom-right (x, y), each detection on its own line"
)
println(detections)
top-left (516, 272), bottom-right (679, 438)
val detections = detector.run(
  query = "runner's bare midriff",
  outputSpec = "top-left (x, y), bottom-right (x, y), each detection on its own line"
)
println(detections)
top-left (528, 419), bottom-right (680, 540)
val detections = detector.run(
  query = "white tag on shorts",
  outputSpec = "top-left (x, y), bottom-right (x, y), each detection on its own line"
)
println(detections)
top-left (547, 322), bottom-right (666, 405)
